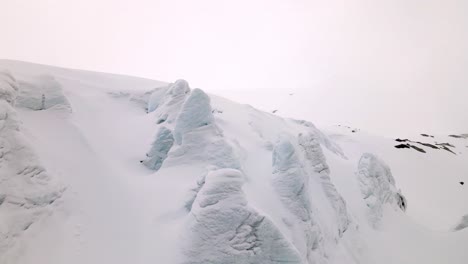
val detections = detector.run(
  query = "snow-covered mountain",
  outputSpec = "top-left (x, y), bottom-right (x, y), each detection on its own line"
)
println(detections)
top-left (1, 60), bottom-right (467, 264)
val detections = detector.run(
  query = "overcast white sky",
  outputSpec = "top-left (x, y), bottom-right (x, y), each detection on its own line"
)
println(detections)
top-left (1, 0), bottom-right (467, 135)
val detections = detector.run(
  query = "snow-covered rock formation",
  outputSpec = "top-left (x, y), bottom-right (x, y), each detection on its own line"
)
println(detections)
top-left (298, 132), bottom-right (350, 237)
top-left (184, 169), bottom-right (302, 264)
top-left (272, 137), bottom-right (323, 263)
top-left (15, 75), bottom-right (70, 111)
top-left (0, 71), bottom-right (64, 262)
top-left (357, 153), bottom-right (406, 226)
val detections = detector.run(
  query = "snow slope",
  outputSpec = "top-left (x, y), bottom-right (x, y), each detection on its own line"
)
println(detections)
top-left (1, 59), bottom-right (467, 264)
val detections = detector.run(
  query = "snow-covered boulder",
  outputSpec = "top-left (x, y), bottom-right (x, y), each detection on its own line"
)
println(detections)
top-left (298, 132), bottom-right (350, 236)
top-left (142, 126), bottom-right (174, 171)
top-left (184, 168), bottom-right (302, 264)
top-left (15, 75), bottom-right (71, 111)
top-left (357, 153), bottom-right (406, 226)
top-left (174, 88), bottom-right (214, 144)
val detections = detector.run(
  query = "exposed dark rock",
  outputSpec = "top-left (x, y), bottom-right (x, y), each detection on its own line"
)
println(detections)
top-left (436, 142), bottom-right (455, 148)
top-left (415, 142), bottom-right (439, 149)
top-left (439, 145), bottom-right (456, 155)
top-left (395, 138), bottom-right (409, 142)
top-left (421, 134), bottom-right (434, 138)
top-left (409, 145), bottom-right (426, 153)
top-left (272, 109), bottom-right (278, 113)
top-left (395, 144), bottom-right (410, 149)
top-left (460, 182), bottom-right (464, 185)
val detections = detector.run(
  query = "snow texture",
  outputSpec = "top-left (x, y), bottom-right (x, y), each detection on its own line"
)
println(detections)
top-left (272, 137), bottom-right (323, 263)
top-left (174, 88), bottom-right (214, 144)
top-left (148, 79), bottom-right (190, 124)
top-left (184, 168), bottom-right (302, 264)
top-left (142, 126), bottom-right (174, 170)
top-left (0, 71), bottom-right (19, 105)
top-left (357, 153), bottom-right (406, 226)
top-left (15, 75), bottom-right (71, 111)
top-left (0, 74), bottom-right (64, 262)
top-left (292, 119), bottom-right (346, 159)
top-left (298, 132), bottom-right (350, 237)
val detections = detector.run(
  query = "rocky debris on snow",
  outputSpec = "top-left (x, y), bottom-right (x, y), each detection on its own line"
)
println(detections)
top-left (337, 125), bottom-right (360, 133)
top-left (420, 133), bottom-right (434, 138)
top-left (0, 73), bottom-right (64, 262)
top-left (184, 169), bottom-right (302, 264)
top-left (15, 75), bottom-right (71, 111)
top-left (394, 138), bottom-right (457, 155)
top-left (449, 134), bottom-right (468, 139)
top-left (357, 153), bottom-right (406, 227)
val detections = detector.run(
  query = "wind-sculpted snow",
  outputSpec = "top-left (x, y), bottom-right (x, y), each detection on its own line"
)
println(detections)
top-left (174, 88), bottom-right (214, 144)
top-left (184, 168), bottom-right (302, 264)
top-left (272, 137), bottom-right (323, 263)
top-left (147, 79), bottom-right (190, 124)
top-left (0, 76), bottom-right (64, 262)
top-left (292, 119), bottom-right (346, 159)
top-left (142, 126), bottom-right (174, 170)
top-left (15, 75), bottom-right (71, 111)
top-left (357, 153), bottom-right (406, 226)
top-left (298, 132), bottom-right (350, 237)
top-left (168, 123), bottom-right (240, 170)
top-left (0, 71), bottom-right (19, 104)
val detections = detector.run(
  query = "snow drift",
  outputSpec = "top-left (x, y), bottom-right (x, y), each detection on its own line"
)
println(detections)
top-left (1, 60), bottom-right (467, 264)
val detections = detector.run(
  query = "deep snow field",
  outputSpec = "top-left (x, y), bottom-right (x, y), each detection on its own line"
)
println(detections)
top-left (1, 59), bottom-right (467, 264)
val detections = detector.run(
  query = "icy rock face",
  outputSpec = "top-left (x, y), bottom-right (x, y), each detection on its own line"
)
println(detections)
top-left (142, 126), bottom-right (174, 170)
top-left (357, 153), bottom-right (406, 226)
top-left (298, 132), bottom-right (350, 237)
top-left (184, 168), bottom-right (302, 264)
top-left (174, 88), bottom-right (214, 144)
top-left (148, 79), bottom-right (190, 124)
top-left (0, 76), bottom-right (64, 262)
top-left (272, 137), bottom-right (323, 263)
top-left (453, 214), bottom-right (468, 231)
top-left (15, 75), bottom-right (71, 111)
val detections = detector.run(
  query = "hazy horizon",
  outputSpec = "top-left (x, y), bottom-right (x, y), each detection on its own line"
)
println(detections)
top-left (1, 0), bottom-right (467, 135)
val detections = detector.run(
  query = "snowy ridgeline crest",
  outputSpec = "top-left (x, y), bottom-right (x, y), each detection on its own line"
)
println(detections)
top-left (0, 71), bottom-right (64, 262)
top-left (357, 153), bottom-right (406, 226)
top-left (142, 80), bottom-right (358, 264)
